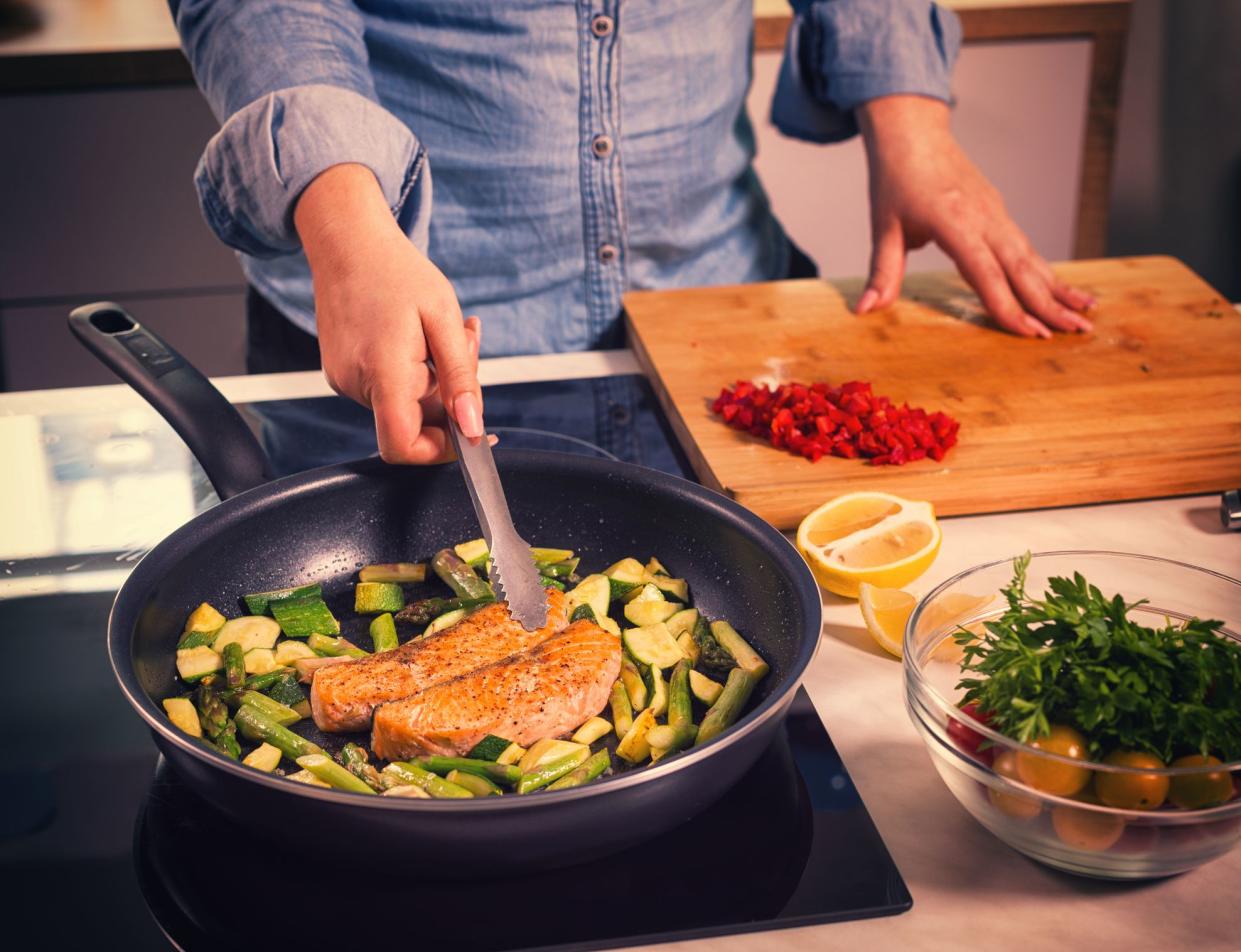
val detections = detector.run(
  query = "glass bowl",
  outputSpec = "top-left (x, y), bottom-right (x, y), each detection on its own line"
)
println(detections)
top-left (903, 551), bottom-right (1241, 880)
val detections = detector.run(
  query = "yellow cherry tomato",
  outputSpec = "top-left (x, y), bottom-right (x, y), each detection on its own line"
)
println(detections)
top-left (1016, 724), bottom-right (1091, 797)
top-left (1094, 750), bottom-right (1170, 810)
top-left (1052, 804), bottom-right (1126, 852)
top-left (1167, 755), bottom-right (1233, 809)
top-left (988, 749), bottom-right (1042, 820)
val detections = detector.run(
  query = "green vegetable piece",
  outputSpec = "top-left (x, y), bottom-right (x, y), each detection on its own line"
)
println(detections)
top-left (307, 633), bottom-right (369, 659)
top-left (540, 557), bottom-right (580, 578)
top-left (570, 603), bottom-right (597, 623)
top-left (668, 659), bottom-right (694, 730)
top-left (467, 734), bottom-right (513, 761)
top-left (530, 547), bottom-right (574, 566)
top-left (339, 742), bottom-right (385, 792)
top-left (269, 593), bottom-right (339, 638)
top-left (694, 668), bottom-right (756, 747)
top-left (710, 620), bottom-right (769, 681)
top-left (454, 538), bottom-right (491, 566)
top-left (358, 562), bottom-right (426, 583)
top-left (603, 558), bottom-right (646, 600)
top-left (540, 576), bottom-right (567, 592)
top-left (243, 583), bottom-right (322, 616)
top-left (176, 645), bottom-right (223, 683)
top-left (609, 680), bottom-right (634, 738)
top-left (547, 749), bottom-right (612, 790)
top-left (163, 697), bottom-right (202, 737)
top-left (644, 664), bottom-right (668, 717)
top-left (355, 582), bottom-right (404, 615)
top-left (382, 762), bottom-right (474, 798)
top-left (222, 641), bottom-right (245, 690)
top-left (620, 657), bottom-right (648, 710)
top-left (243, 669), bottom-right (288, 693)
top-left (235, 704), bottom-right (324, 761)
top-left (446, 769), bottom-right (502, 796)
top-left (214, 722), bottom-right (241, 760)
top-left (396, 595), bottom-right (494, 626)
top-left (369, 612), bottom-right (399, 653)
top-left (177, 602), bottom-right (227, 649)
top-left (195, 681), bottom-right (231, 740)
top-left (691, 615), bottom-right (735, 680)
top-left (239, 690), bottom-right (301, 726)
top-left (432, 549), bottom-right (494, 600)
top-left (417, 756), bottom-right (521, 787)
top-left (516, 748), bottom-right (590, 794)
top-left (263, 672), bottom-right (306, 709)
top-left (295, 754), bottom-right (376, 794)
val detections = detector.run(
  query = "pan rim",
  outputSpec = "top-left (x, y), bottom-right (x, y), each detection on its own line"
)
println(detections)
top-left (109, 450), bottom-right (823, 810)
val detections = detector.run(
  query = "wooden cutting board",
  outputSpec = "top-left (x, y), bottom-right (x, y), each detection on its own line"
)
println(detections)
top-left (624, 256), bottom-right (1241, 529)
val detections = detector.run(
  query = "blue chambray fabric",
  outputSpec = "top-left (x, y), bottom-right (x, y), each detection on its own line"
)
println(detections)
top-left (171, 0), bottom-right (960, 357)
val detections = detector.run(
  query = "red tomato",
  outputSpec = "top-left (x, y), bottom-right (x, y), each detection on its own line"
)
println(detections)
top-left (947, 702), bottom-right (995, 766)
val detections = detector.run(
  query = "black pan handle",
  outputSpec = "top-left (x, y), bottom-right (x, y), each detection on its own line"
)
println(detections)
top-left (68, 302), bottom-right (271, 500)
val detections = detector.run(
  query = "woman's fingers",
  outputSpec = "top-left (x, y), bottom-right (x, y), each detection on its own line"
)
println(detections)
top-left (994, 242), bottom-right (1092, 333)
top-left (423, 296), bottom-right (483, 440)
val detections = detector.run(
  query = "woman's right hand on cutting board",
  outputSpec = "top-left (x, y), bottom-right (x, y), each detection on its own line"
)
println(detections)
top-left (295, 163), bottom-right (483, 464)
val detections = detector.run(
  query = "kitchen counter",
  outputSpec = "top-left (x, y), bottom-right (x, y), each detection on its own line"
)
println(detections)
top-left (1, 347), bottom-right (1236, 951)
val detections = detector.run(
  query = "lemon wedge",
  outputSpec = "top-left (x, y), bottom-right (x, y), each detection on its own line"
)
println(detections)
top-left (796, 491), bottom-right (941, 597)
top-left (858, 583), bottom-right (916, 657)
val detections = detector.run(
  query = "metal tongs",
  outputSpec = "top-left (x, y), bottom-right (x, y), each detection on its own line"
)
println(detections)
top-left (442, 395), bottom-right (549, 631)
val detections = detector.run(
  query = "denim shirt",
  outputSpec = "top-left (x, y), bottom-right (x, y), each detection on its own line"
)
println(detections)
top-left (172, 0), bottom-right (960, 357)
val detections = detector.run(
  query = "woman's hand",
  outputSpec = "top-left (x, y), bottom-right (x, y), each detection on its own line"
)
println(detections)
top-left (856, 95), bottom-right (1095, 337)
top-left (295, 163), bottom-right (483, 463)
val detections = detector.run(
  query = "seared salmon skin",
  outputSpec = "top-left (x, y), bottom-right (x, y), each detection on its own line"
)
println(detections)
top-left (310, 589), bottom-right (568, 732)
top-left (371, 619), bottom-right (622, 760)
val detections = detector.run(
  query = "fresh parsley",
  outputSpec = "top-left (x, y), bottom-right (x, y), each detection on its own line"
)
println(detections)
top-left (954, 554), bottom-right (1241, 762)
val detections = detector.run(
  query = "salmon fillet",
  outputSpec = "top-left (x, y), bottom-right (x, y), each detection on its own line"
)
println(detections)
top-left (310, 589), bottom-right (568, 733)
top-left (371, 619), bottom-right (621, 760)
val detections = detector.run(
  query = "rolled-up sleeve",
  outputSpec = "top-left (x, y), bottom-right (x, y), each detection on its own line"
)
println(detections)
top-left (170, 0), bottom-right (429, 258)
top-left (771, 0), bottom-right (963, 144)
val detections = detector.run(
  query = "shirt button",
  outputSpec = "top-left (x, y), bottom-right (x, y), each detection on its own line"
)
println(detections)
top-left (610, 404), bottom-right (631, 426)
top-left (597, 243), bottom-right (618, 264)
top-left (590, 15), bottom-right (614, 37)
top-left (591, 134), bottom-right (613, 158)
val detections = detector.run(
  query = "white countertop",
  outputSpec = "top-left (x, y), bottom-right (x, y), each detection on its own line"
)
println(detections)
top-left (3, 351), bottom-right (1237, 949)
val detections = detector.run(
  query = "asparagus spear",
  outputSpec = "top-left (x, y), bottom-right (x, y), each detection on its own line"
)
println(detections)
top-left (222, 641), bottom-right (245, 690)
top-left (239, 690), bottom-right (301, 726)
top-left (235, 704), bottom-right (324, 760)
top-left (214, 721), bottom-right (241, 760)
top-left (547, 749), bottom-right (611, 790)
top-left (307, 633), bottom-right (369, 659)
top-left (446, 769), bottom-right (502, 796)
top-left (195, 682), bottom-right (231, 740)
top-left (650, 660), bottom-right (697, 760)
top-left (369, 612), bottom-right (399, 653)
top-left (295, 754), bottom-right (376, 794)
top-left (516, 748), bottom-right (590, 794)
top-left (359, 562), bottom-right (426, 583)
top-left (609, 680), bottom-right (633, 738)
top-left (431, 549), bottom-right (494, 600)
top-left (417, 756), bottom-right (521, 787)
top-left (395, 595), bottom-right (493, 626)
top-left (693, 667), bottom-right (756, 747)
top-left (339, 742), bottom-right (385, 792)
top-left (381, 762), bottom-right (474, 798)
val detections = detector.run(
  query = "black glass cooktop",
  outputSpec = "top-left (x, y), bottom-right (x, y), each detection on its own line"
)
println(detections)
top-left (133, 688), bottom-right (909, 952)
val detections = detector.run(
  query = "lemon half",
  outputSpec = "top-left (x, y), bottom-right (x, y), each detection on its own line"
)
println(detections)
top-left (796, 491), bottom-right (941, 598)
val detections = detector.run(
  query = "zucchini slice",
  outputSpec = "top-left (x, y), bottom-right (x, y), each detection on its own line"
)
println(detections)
top-left (243, 583), bottom-right (322, 616)
top-left (424, 607), bottom-right (467, 637)
top-left (665, 607), bottom-right (699, 639)
top-left (518, 738), bottom-right (588, 774)
top-left (689, 669), bottom-right (724, 705)
top-left (530, 546), bottom-right (574, 566)
top-left (454, 538), bottom-right (490, 566)
top-left (287, 769), bottom-right (330, 787)
top-left (570, 716), bottom-right (613, 745)
top-left (177, 602), bottom-right (226, 649)
top-left (619, 657), bottom-right (648, 710)
top-left (644, 665), bottom-right (668, 717)
top-left (162, 697), bottom-right (202, 737)
top-left (447, 769), bottom-right (502, 796)
top-left (622, 580), bottom-right (664, 606)
top-left (358, 562), bottom-right (426, 583)
top-left (273, 640), bottom-right (316, 666)
top-left (242, 648), bottom-right (280, 675)
top-left (269, 594), bottom-right (339, 639)
top-left (710, 621), bottom-right (770, 681)
top-left (175, 645), bottom-right (222, 683)
top-left (622, 622), bottom-right (685, 669)
top-left (676, 631), bottom-right (700, 665)
top-left (597, 615), bottom-right (621, 638)
top-left (354, 581), bottom-right (404, 614)
top-left (644, 556), bottom-right (670, 577)
top-left (212, 616), bottom-right (281, 654)
top-left (566, 573), bottom-right (611, 622)
top-left (647, 574), bottom-right (689, 602)
top-left (615, 708), bottom-right (657, 764)
top-left (467, 734), bottom-right (513, 761)
top-left (603, 558), bottom-right (646, 599)
top-left (623, 598), bottom-right (678, 627)
top-left (242, 742), bottom-right (282, 772)
top-left (495, 742), bottom-right (527, 767)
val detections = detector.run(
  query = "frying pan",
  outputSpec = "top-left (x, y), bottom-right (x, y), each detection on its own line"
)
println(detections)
top-left (69, 302), bottom-right (823, 875)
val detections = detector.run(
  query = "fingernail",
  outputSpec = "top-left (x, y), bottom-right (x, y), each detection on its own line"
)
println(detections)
top-left (487, 434), bottom-right (499, 447)
top-left (1076, 316), bottom-right (1094, 333)
top-left (454, 392), bottom-right (484, 440)
top-left (1027, 317), bottom-right (1052, 339)
top-left (857, 289), bottom-right (878, 314)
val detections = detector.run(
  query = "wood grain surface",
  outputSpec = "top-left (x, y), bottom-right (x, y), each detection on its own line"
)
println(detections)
top-left (624, 256), bottom-right (1241, 529)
